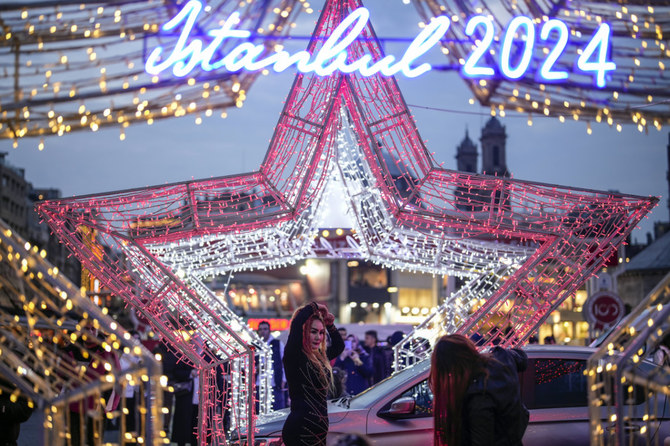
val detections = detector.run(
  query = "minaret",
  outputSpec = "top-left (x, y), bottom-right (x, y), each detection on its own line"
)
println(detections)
top-left (456, 128), bottom-right (478, 173)
top-left (480, 117), bottom-right (510, 177)
top-left (454, 129), bottom-right (483, 212)
top-left (455, 129), bottom-right (478, 173)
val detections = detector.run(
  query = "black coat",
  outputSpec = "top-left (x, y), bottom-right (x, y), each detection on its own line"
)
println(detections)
top-left (462, 347), bottom-right (529, 446)
top-left (0, 382), bottom-right (33, 446)
top-left (282, 304), bottom-right (344, 446)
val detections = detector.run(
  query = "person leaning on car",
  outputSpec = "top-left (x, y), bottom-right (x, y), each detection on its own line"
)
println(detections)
top-left (429, 334), bottom-right (529, 446)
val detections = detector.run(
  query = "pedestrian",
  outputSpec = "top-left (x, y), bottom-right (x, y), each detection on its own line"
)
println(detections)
top-left (152, 339), bottom-right (179, 437)
top-left (387, 330), bottom-right (406, 370)
top-left (338, 327), bottom-right (347, 340)
top-left (430, 334), bottom-right (529, 446)
top-left (334, 335), bottom-right (372, 396)
top-left (363, 330), bottom-right (390, 385)
top-left (170, 333), bottom-right (197, 446)
top-left (282, 302), bottom-right (344, 446)
top-left (543, 335), bottom-right (556, 345)
top-left (257, 320), bottom-right (287, 410)
top-left (66, 325), bottom-right (121, 446)
top-left (0, 376), bottom-right (34, 446)
top-left (653, 334), bottom-right (670, 366)
top-left (327, 367), bottom-right (348, 400)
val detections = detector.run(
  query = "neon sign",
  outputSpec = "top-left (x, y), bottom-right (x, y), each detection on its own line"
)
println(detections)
top-left (145, 0), bottom-right (616, 87)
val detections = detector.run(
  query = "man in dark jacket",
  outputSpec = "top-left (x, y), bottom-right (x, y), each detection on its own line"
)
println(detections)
top-left (257, 320), bottom-right (286, 410)
top-left (0, 377), bottom-right (34, 446)
top-left (363, 330), bottom-right (390, 385)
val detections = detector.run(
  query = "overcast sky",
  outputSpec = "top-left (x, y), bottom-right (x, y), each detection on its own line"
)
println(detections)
top-left (2, 0), bottom-right (668, 244)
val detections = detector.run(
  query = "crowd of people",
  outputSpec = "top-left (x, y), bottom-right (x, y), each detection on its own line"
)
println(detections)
top-left (257, 319), bottom-right (403, 410)
top-left (279, 303), bottom-right (530, 446)
top-left (8, 301), bottom-right (670, 446)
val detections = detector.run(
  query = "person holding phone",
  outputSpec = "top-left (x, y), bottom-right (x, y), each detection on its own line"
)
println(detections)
top-left (282, 302), bottom-right (344, 446)
top-left (333, 335), bottom-right (373, 396)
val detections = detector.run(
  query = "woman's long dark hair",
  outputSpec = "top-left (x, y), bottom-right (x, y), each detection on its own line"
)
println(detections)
top-left (289, 306), bottom-right (332, 388)
top-left (429, 334), bottom-right (488, 446)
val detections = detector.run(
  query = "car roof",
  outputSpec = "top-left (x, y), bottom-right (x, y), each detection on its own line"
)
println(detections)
top-left (348, 345), bottom-right (597, 408)
top-left (523, 344), bottom-right (597, 355)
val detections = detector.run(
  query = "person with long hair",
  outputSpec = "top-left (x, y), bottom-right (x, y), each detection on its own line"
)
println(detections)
top-left (282, 302), bottom-right (344, 446)
top-left (429, 334), bottom-right (529, 446)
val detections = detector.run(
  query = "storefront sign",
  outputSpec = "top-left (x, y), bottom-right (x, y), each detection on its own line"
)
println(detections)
top-left (145, 1), bottom-right (616, 87)
top-left (247, 318), bottom-right (290, 331)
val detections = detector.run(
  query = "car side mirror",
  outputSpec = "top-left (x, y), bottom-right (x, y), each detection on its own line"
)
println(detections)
top-left (380, 396), bottom-right (416, 418)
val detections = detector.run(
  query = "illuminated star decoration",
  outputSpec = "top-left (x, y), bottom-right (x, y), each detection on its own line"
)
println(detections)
top-left (38, 0), bottom-right (655, 442)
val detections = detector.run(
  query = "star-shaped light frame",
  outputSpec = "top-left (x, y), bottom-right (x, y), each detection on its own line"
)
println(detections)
top-left (38, 0), bottom-right (656, 443)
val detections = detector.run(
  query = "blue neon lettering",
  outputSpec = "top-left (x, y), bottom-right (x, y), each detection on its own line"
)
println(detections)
top-left (538, 19), bottom-right (569, 81)
top-left (462, 16), bottom-right (495, 77)
top-left (145, 1), bottom-right (448, 79)
top-left (397, 16), bottom-right (450, 77)
top-left (576, 23), bottom-right (616, 88)
top-left (146, 0), bottom-right (205, 77)
top-left (499, 16), bottom-right (535, 79)
top-left (145, 1), bottom-right (616, 86)
top-left (308, 7), bottom-right (370, 75)
top-left (203, 16), bottom-right (253, 71)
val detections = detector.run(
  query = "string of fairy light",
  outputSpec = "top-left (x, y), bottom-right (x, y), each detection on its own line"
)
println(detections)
top-left (2, 0), bottom-right (668, 152)
top-left (411, 0), bottom-right (670, 134)
top-left (0, 0), bottom-right (307, 149)
top-left (0, 218), bottom-right (164, 445)
top-left (32, 0), bottom-right (658, 441)
top-left (587, 271), bottom-right (670, 444)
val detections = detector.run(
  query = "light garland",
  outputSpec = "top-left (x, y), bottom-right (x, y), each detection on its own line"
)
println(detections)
top-left (587, 271), bottom-right (670, 445)
top-left (412, 0), bottom-right (670, 131)
top-left (0, 0), bottom-right (307, 146)
top-left (0, 218), bottom-right (163, 446)
top-left (36, 0), bottom-right (656, 443)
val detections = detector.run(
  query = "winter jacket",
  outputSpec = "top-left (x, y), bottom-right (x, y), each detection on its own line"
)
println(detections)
top-left (462, 347), bottom-right (529, 446)
top-left (0, 384), bottom-right (33, 446)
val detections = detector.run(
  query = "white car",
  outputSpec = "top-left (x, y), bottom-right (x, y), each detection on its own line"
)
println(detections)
top-left (244, 345), bottom-right (670, 445)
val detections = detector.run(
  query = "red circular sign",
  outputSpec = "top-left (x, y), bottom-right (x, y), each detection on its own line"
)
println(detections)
top-left (584, 291), bottom-right (625, 328)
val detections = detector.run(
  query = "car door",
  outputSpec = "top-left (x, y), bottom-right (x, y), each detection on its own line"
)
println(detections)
top-left (365, 377), bottom-right (433, 446)
top-left (520, 354), bottom-right (591, 446)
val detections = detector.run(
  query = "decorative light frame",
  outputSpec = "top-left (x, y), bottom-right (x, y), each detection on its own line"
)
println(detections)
top-left (587, 271), bottom-right (670, 445)
top-left (37, 0), bottom-right (656, 443)
top-left (0, 0), bottom-right (304, 145)
top-left (0, 218), bottom-right (163, 446)
top-left (412, 0), bottom-right (670, 131)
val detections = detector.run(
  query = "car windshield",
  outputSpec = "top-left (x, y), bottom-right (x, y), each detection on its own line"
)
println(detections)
top-left (339, 358), bottom-right (431, 409)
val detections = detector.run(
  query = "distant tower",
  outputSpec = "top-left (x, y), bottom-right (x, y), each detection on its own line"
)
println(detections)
top-left (480, 117), bottom-right (510, 177)
top-left (455, 129), bottom-right (478, 173)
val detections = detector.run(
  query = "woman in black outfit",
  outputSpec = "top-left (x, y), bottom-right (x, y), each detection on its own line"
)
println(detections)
top-left (429, 334), bottom-right (529, 446)
top-left (282, 302), bottom-right (344, 446)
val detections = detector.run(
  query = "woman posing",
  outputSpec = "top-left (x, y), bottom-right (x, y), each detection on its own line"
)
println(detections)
top-left (430, 334), bottom-right (529, 446)
top-left (282, 302), bottom-right (344, 446)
